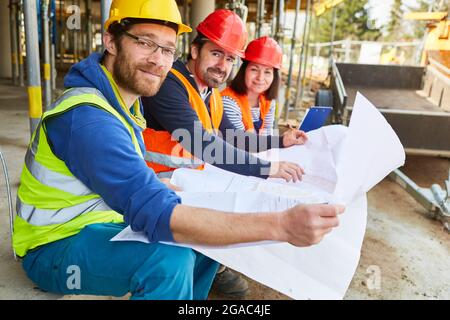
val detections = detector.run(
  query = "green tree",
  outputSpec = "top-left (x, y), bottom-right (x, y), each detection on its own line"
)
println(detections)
top-left (312, 0), bottom-right (381, 43)
top-left (386, 0), bottom-right (404, 39)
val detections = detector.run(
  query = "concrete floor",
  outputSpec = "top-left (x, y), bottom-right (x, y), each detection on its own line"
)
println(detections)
top-left (0, 78), bottom-right (449, 300)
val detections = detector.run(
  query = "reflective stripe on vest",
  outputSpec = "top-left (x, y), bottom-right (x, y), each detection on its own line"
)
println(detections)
top-left (17, 197), bottom-right (111, 226)
top-left (221, 87), bottom-right (272, 134)
top-left (144, 151), bottom-right (203, 169)
top-left (24, 131), bottom-right (92, 196)
top-left (143, 68), bottom-right (224, 174)
top-left (13, 87), bottom-right (142, 257)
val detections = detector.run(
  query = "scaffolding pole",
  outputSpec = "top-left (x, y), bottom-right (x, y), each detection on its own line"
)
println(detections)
top-left (86, 0), bottom-right (93, 55)
top-left (275, 0), bottom-right (284, 43)
top-left (182, 0), bottom-right (189, 58)
top-left (24, 0), bottom-right (42, 134)
top-left (295, 0), bottom-right (312, 111)
top-left (283, 0), bottom-right (301, 122)
top-left (329, 4), bottom-right (338, 67)
top-left (9, 0), bottom-right (19, 86)
top-left (273, 0), bottom-right (284, 126)
top-left (276, 5), bottom-right (287, 139)
top-left (17, 1), bottom-right (25, 87)
top-left (58, 0), bottom-right (64, 66)
top-left (256, 0), bottom-right (265, 38)
top-left (101, 0), bottom-right (112, 49)
top-left (50, 0), bottom-right (56, 91)
top-left (307, 12), bottom-right (320, 94)
top-left (225, 0), bottom-right (248, 23)
top-left (271, 0), bottom-right (277, 38)
top-left (51, 42), bottom-right (56, 90)
top-left (72, 0), bottom-right (79, 61)
top-left (42, 0), bottom-right (52, 109)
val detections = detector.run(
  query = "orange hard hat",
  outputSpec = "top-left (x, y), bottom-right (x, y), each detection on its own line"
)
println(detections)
top-left (244, 36), bottom-right (282, 69)
top-left (196, 9), bottom-right (247, 58)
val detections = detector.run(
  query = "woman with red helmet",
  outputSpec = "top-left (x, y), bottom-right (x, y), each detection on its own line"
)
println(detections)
top-left (222, 37), bottom-right (308, 142)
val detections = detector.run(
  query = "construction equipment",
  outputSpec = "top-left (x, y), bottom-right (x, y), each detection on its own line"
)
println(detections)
top-left (389, 169), bottom-right (450, 232)
top-left (404, 11), bottom-right (450, 67)
top-left (327, 5), bottom-right (450, 229)
top-left (331, 61), bottom-right (450, 153)
top-left (330, 60), bottom-right (450, 231)
top-left (313, 0), bottom-right (344, 17)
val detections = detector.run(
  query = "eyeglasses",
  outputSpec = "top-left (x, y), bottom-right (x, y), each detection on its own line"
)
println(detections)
top-left (123, 30), bottom-right (180, 62)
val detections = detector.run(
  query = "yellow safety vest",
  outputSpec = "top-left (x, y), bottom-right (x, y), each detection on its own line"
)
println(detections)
top-left (13, 87), bottom-right (143, 257)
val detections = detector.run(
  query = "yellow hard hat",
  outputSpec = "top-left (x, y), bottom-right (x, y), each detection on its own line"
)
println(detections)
top-left (105, 0), bottom-right (192, 35)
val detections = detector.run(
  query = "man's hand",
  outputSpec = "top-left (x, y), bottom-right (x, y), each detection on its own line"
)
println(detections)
top-left (170, 203), bottom-right (344, 247)
top-left (160, 178), bottom-right (183, 192)
top-left (269, 161), bottom-right (305, 182)
top-left (282, 128), bottom-right (308, 147)
top-left (277, 204), bottom-right (345, 247)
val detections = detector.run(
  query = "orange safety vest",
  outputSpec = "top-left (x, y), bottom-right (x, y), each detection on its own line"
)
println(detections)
top-left (221, 87), bottom-right (272, 134)
top-left (143, 68), bottom-right (224, 175)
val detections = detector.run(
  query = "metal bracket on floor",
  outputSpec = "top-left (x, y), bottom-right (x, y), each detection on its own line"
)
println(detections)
top-left (0, 147), bottom-right (17, 260)
top-left (389, 169), bottom-right (450, 233)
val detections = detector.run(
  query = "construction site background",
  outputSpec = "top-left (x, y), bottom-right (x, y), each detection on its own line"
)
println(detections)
top-left (0, 0), bottom-right (449, 300)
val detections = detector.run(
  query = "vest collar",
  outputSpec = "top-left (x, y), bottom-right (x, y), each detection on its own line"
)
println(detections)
top-left (100, 65), bottom-right (147, 130)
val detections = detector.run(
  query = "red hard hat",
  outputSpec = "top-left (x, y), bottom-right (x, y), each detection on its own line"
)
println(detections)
top-left (196, 9), bottom-right (247, 58)
top-left (244, 36), bottom-right (282, 69)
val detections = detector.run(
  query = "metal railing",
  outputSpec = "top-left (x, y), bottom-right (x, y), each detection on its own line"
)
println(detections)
top-left (281, 40), bottom-right (423, 81)
top-left (0, 148), bottom-right (17, 260)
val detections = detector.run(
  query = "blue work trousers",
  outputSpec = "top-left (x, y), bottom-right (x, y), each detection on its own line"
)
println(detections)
top-left (22, 223), bottom-right (219, 300)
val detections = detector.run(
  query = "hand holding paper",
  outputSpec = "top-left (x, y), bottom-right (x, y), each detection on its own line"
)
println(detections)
top-left (280, 203), bottom-right (345, 246)
top-left (282, 128), bottom-right (308, 147)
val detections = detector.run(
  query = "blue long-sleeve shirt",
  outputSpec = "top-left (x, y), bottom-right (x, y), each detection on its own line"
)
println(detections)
top-left (45, 53), bottom-right (180, 242)
top-left (142, 60), bottom-right (281, 178)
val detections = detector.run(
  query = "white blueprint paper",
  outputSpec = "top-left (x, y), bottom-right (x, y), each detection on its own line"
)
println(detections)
top-left (111, 92), bottom-right (405, 299)
top-left (331, 92), bottom-right (405, 204)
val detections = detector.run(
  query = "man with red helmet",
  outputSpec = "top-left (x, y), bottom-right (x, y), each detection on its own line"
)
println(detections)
top-left (142, 10), bottom-right (307, 182)
top-left (141, 10), bottom-right (309, 298)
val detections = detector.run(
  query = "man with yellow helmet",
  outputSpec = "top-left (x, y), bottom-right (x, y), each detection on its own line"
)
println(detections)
top-left (13, 0), bottom-right (344, 300)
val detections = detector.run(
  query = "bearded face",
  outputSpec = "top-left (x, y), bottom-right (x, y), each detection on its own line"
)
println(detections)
top-left (106, 23), bottom-right (177, 97)
top-left (196, 54), bottom-right (228, 88)
top-left (112, 44), bottom-right (168, 97)
top-left (192, 41), bottom-right (236, 89)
